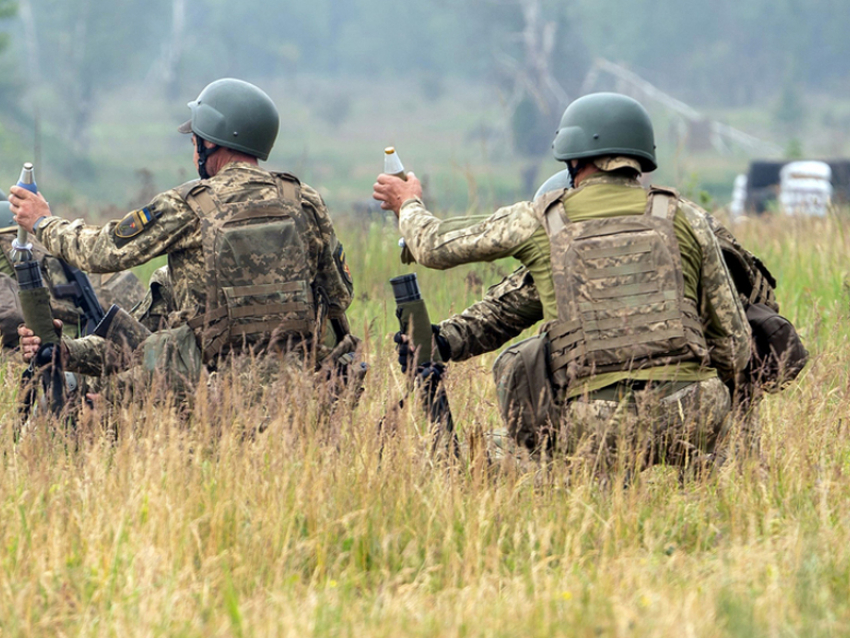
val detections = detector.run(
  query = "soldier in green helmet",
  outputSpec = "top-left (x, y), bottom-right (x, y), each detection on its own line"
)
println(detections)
top-left (374, 92), bottom-right (752, 474)
top-left (11, 78), bottom-right (358, 394)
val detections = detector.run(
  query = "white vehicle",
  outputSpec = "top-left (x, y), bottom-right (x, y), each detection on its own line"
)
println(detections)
top-left (779, 161), bottom-right (832, 216)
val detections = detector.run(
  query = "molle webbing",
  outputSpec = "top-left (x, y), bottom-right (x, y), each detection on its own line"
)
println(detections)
top-left (547, 297), bottom-right (705, 374)
top-left (183, 175), bottom-right (318, 361)
top-left (543, 187), bottom-right (709, 382)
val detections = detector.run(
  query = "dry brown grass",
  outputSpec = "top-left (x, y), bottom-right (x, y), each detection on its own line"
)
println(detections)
top-left (0, 213), bottom-right (849, 637)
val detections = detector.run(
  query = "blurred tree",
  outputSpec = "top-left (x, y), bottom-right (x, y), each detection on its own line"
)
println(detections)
top-left (775, 83), bottom-right (805, 130)
top-left (24, 0), bottom-right (170, 152)
top-left (450, 0), bottom-right (586, 191)
top-left (573, 0), bottom-right (850, 108)
top-left (0, 0), bottom-right (16, 52)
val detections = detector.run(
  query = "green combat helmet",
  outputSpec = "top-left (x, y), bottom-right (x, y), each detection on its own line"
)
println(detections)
top-left (552, 92), bottom-right (657, 172)
top-left (178, 78), bottom-right (280, 161)
top-left (0, 201), bottom-right (14, 229)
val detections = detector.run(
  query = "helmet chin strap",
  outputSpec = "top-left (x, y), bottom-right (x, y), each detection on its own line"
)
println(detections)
top-left (196, 136), bottom-right (220, 180)
top-left (566, 159), bottom-right (586, 189)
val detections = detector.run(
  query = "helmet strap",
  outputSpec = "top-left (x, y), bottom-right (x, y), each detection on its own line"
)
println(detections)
top-left (565, 159), bottom-right (586, 189)
top-left (196, 136), bottom-right (220, 180)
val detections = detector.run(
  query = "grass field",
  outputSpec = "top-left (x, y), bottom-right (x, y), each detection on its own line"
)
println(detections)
top-left (0, 206), bottom-right (848, 637)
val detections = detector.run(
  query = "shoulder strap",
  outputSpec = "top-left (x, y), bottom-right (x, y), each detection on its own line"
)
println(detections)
top-left (180, 183), bottom-right (222, 326)
top-left (271, 171), bottom-right (302, 204)
top-left (645, 185), bottom-right (679, 221)
top-left (179, 181), bottom-right (220, 225)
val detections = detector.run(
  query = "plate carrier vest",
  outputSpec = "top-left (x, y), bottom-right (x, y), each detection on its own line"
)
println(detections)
top-left (182, 172), bottom-right (318, 362)
top-left (537, 186), bottom-right (710, 385)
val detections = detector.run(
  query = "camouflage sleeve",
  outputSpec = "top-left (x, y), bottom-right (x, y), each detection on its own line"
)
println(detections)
top-left (398, 198), bottom-right (542, 269)
top-left (301, 185), bottom-right (352, 316)
top-left (439, 267), bottom-right (544, 362)
top-left (35, 189), bottom-right (200, 274)
top-left (63, 335), bottom-right (110, 376)
top-left (679, 201), bottom-right (751, 380)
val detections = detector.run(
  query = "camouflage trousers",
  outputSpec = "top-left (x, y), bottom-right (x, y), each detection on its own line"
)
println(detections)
top-left (538, 377), bottom-right (731, 473)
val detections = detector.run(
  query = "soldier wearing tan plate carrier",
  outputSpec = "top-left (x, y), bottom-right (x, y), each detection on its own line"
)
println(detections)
top-left (376, 92), bottom-right (806, 472)
top-left (12, 78), bottom-right (362, 401)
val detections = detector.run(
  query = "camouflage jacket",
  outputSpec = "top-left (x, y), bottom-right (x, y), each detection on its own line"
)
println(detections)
top-left (407, 174), bottom-right (751, 382)
top-left (0, 229), bottom-right (144, 349)
top-left (35, 162), bottom-right (353, 343)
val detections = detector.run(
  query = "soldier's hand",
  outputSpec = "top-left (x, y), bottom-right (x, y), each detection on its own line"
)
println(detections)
top-left (393, 330), bottom-right (416, 373)
top-left (372, 172), bottom-right (422, 217)
top-left (18, 319), bottom-right (64, 363)
top-left (8, 185), bottom-right (51, 233)
top-left (393, 324), bottom-right (451, 373)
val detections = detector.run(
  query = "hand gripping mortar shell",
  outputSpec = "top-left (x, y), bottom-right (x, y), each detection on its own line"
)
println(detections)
top-left (10, 163), bottom-right (68, 416)
top-left (384, 147), bottom-right (416, 265)
top-left (11, 163), bottom-right (57, 345)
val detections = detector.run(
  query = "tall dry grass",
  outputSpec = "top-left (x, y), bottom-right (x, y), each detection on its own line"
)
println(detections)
top-left (0, 212), bottom-right (849, 637)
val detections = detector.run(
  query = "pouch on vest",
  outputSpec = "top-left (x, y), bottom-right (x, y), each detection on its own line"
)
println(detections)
top-left (183, 174), bottom-right (318, 362)
top-left (142, 323), bottom-right (203, 396)
top-left (745, 302), bottom-right (808, 392)
top-left (492, 333), bottom-right (558, 451)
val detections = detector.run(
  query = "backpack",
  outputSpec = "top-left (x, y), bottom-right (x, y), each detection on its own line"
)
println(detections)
top-left (706, 216), bottom-right (807, 391)
top-left (182, 172), bottom-right (318, 363)
top-left (745, 303), bottom-right (808, 392)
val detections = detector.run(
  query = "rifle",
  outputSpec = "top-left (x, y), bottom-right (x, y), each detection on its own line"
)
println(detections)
top-left (389, 273), bottom-right (459, 458)
top-left (53, 261), bottom-right (105, 335)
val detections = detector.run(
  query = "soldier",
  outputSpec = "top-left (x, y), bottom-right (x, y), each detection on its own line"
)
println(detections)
top-left (0, 199), bottom-right (144, 350)
top-left (10, 78), bottom-right (357, 389)
top-left (375, 92), bottom-right (751, 473)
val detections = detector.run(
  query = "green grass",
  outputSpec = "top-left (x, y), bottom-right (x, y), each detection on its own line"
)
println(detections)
top-left (4, 76), bottom-right (850, 636)
top-left (0, 207), bottom-right (849, 636)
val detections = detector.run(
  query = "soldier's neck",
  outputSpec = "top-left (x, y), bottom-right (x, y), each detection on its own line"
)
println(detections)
top-left (207, 151), bottom-right (259, 177)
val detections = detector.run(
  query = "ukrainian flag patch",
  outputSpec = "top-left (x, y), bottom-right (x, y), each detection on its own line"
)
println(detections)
top-left (115, 207), bottom-right (155, 240)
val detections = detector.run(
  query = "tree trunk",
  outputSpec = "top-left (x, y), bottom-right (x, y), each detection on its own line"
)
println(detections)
top-left (69, 0), bottom-right (93, 153)
top-left (162, 0), bottom-right (186, 100)
top-left (17, 0), bottom-right (40, 83)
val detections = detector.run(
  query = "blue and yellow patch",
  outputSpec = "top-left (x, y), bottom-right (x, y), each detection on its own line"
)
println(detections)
top-left (115, 207), bottom-right (155, 240)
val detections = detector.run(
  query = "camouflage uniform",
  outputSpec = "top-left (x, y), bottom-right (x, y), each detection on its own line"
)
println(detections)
top-left (34, 162), bottom-right (353, 374)
top-left (0, 228), bottom-right (144, 349)
top-left (402, 162), bottom-right (751, 467)
top-left (62, 266), bottom-right (172, 376)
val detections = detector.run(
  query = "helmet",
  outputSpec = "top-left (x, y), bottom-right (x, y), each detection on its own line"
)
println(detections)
top-left (552, 93), bottom-right (657, 172)
top-left (534, 169), bottom-right (571, 200)
top-left (178, 78), bottom-right (279, 161)
top-left (0, 201), bottom-right (15, 228)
